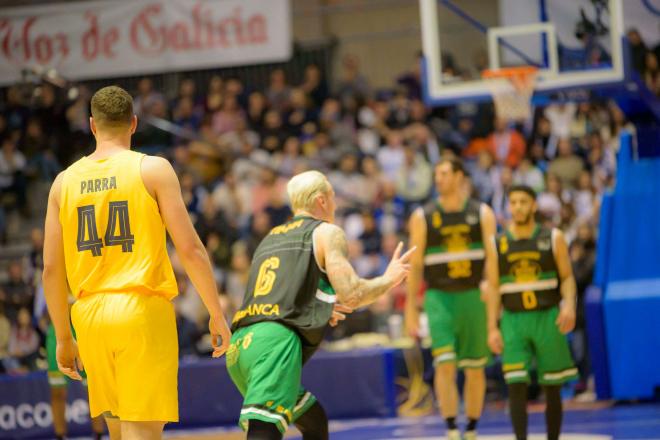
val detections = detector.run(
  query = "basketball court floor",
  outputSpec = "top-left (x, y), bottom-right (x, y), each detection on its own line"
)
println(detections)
top-left (160, 402), bottom-right (660, 440)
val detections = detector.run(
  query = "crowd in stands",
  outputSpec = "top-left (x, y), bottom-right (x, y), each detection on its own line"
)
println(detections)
top-left (3, 34), bottom-right (656, 395)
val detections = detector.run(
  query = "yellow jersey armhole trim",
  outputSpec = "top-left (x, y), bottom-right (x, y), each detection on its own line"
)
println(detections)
top-left (58, 168), bottom-right (68, 226)
top-left (137, 153), bottom-right (160, 210)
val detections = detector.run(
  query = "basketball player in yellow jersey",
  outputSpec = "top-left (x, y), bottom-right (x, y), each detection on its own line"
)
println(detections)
top-left (42, 86), bottom-right (232, 440)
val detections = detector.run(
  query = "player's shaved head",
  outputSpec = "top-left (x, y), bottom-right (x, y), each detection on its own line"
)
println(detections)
top-left (287, 170), bottom-right (332, 213)
top-left (90, 86), bottom-right (134, 130)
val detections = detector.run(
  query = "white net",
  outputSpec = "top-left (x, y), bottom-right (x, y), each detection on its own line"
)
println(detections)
top-left (483, 69), bottom-right (537, 122)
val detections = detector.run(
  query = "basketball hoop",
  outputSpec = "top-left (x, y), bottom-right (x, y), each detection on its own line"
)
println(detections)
top-left (482, 66), bottom-right (538, 122)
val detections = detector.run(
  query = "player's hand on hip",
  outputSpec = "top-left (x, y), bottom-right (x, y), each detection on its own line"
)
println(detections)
top-left (384, 242), bottom-right (417, 288)
top-left (488, 328), bottom-right (504, 355)
top-left (329, 304), bottom-right (352, 327)
top-left (209, 314), bottom-right (232, 358)
top-left (555, 304), bottom-right (576, 334)
top-left (56, 338), bottom-right (83, 381)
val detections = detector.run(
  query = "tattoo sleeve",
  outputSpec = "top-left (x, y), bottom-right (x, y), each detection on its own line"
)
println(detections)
top-left (323, 225), bottom-right (394, 309)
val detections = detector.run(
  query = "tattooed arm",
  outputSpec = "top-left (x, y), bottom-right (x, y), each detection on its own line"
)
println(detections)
top-left (314, 223), bottom-right (415, 309)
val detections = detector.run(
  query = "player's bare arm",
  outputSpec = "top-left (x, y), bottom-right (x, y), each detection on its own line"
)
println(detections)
top-left (552, 228), bottom-right (577, 334)
top-left (404, 207), bottom-right (426, 337)
top-left (141, 155), bottom-right (232, 356)
top-left (42, 171), bottom-right (84, 381)
top-left (315, 223), bottom-right (415, 309)
top-left (481, 205), bottom-right (503, 353)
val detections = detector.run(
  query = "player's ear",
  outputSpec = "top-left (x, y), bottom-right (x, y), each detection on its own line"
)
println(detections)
top-left (130, 115), bottom-right (138, 134)
top-left (89, 117), bottom-right (97, 137)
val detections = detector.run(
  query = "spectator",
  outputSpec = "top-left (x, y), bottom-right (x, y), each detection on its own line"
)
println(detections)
top-left (336, 54), bottom-right (371, 102)
top-left (2, 261), bottom-right (33, 324)
top-left (300, 64), bottom-right (329, 107)
top-left (275, 136), bottom-right (304, 177)
top-left (470, 149), bottom-right (499, 204)
top-left (180, 172), bottom-right (207, 218)
top-left (225, 241), bottom-right (252, 309)
top-left (492, 166), bottom-right (513, 224)
top-left (24, 118), bottom-right (61, 183)
top-left (359, 211), bottom-right (382, 256)
top-left (643, 51), bottom-right (660, 95)
top-left (264, 187), bottom-right (292, 227)
top-left (513, 157), bottom-right (546, 194)
top-left (194, 198), bottom-right (235, 245)
top-left (559, 202), bottom-right (579, 244)
top-left (205, 76), bottom-right (224, 113)
top-left (133, 77), bottom-right (165, 118)
top-left (588, 133), bottom-right (616, 191)
top-left (544, 102), bottom-right (577, 139)
top-left (359, 156), bottom-right (383, 206)
top-left (396, 53), bottom-right (423, 100)
top-left (537, 174), bottom-right (565, 224)
top-left (466, 118), bottom-right (525, 168)
top-left (212, 94), bottom-right (245, 136)
top-left (210, 170), bottom-right (252, 228)
top-left (65, 86), bottom-right (93, 158)
top-left (8, 307), bottom-right (39, 370)
top-left (259, 110), bottom-right (288, 154)
top-left (548, 138), bottom-right (584, 189)
top-left (173, 97), bottom-right (203, 136)
top-left (0, 137), bottom-right (28, 216)
top-left (286, 89), bottom-right (314, 135)
top-left (2, 86), bottom-right (29, 132)
top-left (176, 304), bottom-right (201, 359)
top-left (378, 130), bottom-right (406, 182)
top-left (133, 99), bottom-right (172, 152)
top-left (408, 123), bottom-right (441, 166)
top-left (266, 68), bottom-right (291, 112)
top-left (626, 29), bottom-right (648, 74)
top-left (570, 237), bottom-right (596, 397)
top-left (245, 211), bottom-right (272, 258)
top-left (173, 78), bottom-right (202, 111)
top-left (206, 231), bottom-right (233, 271)
top-left (574, 170), bottom-right (597, 222)
top-left (246, 91), bottom-right (268, 132)
top-left (328, 153), bottom-right (366, 211)
top-left (395, 145), bottom-right (432, 210)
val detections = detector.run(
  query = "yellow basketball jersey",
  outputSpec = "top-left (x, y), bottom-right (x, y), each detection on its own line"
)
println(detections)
top-left (59, 149), bottom-right (178, 300)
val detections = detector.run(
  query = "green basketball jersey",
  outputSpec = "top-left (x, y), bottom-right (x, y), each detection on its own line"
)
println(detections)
top-left (232, 215), bottom-right (335, 362)
top-left (496, 225), bottom-right (561, 312)
top-left (423, 198), bottom-right (485, 292)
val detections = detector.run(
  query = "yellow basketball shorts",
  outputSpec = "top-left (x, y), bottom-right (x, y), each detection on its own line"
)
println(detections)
top-left (71, 292), bottom-right (179, 422)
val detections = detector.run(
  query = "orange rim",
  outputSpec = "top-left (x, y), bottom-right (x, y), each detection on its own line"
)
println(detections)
top-left (481, 66), bottom-right (538, 79)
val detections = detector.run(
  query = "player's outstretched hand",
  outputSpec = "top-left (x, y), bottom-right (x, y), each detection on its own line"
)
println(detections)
top-left (329, 304), bottom-right (353, 327)
top-left (210, 314), bottom-right (232, 358)
top-left (555, 304), bottom-right (576, 334)
top-left (384, 242), bottom-right (417, 289)
top-left (57, 338), bottom-right (83, 381)
top-left (488, 328), bottom-right (504, 355)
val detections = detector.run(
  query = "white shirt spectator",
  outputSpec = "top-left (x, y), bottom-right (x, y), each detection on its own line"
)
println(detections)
top-left (0, 145), bottom-right (26, 189)
top-left (544, 103), bottom-right (577, 139)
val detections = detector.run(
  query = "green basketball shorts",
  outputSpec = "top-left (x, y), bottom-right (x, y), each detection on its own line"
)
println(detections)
top-left (424, 288), bottom-right (489, 369)
top-left (226, 321), bottom-right (318, 433)
top-left (501, 306), bottom-right (578, 385)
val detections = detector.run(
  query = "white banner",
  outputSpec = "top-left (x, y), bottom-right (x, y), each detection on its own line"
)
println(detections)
top-left (0, 0), bottom-right (292, 86)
